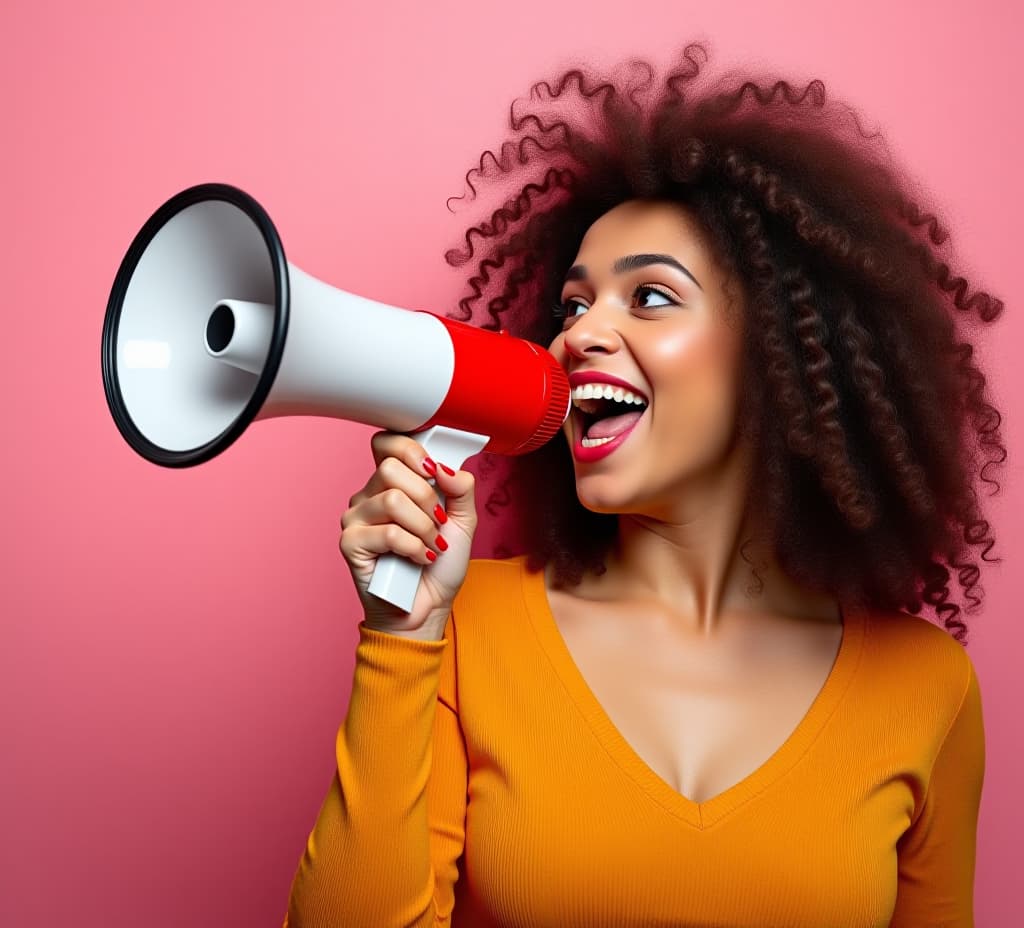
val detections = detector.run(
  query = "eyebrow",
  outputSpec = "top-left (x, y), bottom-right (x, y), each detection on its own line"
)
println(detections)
top-left (564, 253), bottom-right (704, 291)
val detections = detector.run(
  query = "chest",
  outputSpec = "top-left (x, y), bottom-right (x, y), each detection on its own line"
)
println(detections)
top-left (548, 600), bottom-right (844, 806)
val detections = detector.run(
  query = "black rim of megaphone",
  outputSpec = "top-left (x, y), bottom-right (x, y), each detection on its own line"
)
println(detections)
top-left (101, 182), bottom-right (289, 468)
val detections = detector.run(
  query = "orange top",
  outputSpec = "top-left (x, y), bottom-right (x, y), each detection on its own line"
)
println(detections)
top-left (284, 556), bottom-right (985, 927)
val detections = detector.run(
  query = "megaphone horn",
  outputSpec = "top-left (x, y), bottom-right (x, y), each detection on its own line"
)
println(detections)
top-left (101, 183), bottom-right (570, 611)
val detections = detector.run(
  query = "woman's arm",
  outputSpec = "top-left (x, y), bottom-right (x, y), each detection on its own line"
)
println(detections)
top-left (283, 613), bottom-right (468, 927)
top-left (890, 655), bottom-right (985, 927)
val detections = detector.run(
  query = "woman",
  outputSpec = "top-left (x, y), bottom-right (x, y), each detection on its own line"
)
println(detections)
top-left (285, 42), bottom-right (1003, 927)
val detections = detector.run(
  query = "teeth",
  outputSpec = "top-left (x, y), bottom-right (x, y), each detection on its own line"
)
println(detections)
top-left (581, 435), bottom-right (616, 448)
top-left (571, 383), bottom-right (647, 408)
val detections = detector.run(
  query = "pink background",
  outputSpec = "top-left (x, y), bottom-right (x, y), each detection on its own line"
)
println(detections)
top-left (3, 1), bottom-right (1021, 924)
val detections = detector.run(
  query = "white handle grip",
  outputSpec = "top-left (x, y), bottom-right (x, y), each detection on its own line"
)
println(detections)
top-left (365, 425), bottom-right (490, 612)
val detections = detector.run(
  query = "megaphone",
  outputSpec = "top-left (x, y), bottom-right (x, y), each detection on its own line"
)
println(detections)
top-left (101, 183), bottom-right (570, 611)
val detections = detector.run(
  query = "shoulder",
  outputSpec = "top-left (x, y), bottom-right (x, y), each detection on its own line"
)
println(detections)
top-left (863, 606), bottom-right (975, 669)
top-left (858, 605), bottom-right (981, 722)
top-left (462, 554), bottom-right (534, 587)
top-left (450, 555), bottom-right (537, 622)
top-left (442, 556), bottom-right (542, 663)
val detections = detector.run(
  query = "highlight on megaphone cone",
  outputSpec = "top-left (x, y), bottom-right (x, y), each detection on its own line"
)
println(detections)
top-left (101, 182), bottom-right (571, 610)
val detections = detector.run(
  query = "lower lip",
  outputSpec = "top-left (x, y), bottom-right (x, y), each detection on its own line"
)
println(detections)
top-left (571, 412), bottom-right (644, 463)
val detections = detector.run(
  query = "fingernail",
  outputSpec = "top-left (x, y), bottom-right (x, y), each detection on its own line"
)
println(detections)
top-left (435, 534), bottom-right (448, 552)
top-left (439, 462), bottom-right (456, 476)
top-left (425, 549), bottom-right (437, 563)
top-left (422, 457), bottom-right (437, 477)
top-left (434, 503), bottom-right (448, 524)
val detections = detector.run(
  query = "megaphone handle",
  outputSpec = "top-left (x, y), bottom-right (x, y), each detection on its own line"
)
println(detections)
top-left (365, 425), bottom-right (490, 613)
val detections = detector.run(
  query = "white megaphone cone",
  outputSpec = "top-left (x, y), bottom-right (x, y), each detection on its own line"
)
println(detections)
top-left (102, 183), bottom-right (570, 611)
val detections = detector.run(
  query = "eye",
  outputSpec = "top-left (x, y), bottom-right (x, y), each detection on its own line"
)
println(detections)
top-left (634, 285), bottom-right (675, 309)
top-left (552, 297), bottom-right (589, 320)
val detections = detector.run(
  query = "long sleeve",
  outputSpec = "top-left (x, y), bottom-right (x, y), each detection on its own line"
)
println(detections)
top-left (889, 654), bottom-right (986, 928)
top-left (283, 613), bottom-right (469, 928)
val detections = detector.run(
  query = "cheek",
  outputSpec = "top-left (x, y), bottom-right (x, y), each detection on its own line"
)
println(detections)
top-left (652, 329), bottom-right (742, 423)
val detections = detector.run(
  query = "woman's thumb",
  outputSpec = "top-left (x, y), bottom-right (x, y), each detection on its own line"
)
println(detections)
top-left (433, 462), bottom-right (477, 528)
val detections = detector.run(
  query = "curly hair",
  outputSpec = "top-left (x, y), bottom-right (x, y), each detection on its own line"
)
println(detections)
top-left (443, 41), bottom-right (1006, 644)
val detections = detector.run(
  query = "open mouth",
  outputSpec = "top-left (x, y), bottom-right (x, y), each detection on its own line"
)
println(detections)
top-left (571, 383), bottom-right (649, 448)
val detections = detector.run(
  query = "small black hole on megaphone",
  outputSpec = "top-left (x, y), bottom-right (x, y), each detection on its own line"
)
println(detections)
top-left (206, 304), bottom-right (235, 353)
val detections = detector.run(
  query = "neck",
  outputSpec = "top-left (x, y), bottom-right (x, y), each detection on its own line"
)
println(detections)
top-left (581, 447), bottom-right (839, 638)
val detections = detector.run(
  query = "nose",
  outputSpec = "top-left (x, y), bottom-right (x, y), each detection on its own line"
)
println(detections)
top-left (561, 300), bottom-right (622, 359)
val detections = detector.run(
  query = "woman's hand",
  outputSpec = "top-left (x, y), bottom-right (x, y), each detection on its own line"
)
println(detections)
top-left (338, 431), bottom-right (477, 640)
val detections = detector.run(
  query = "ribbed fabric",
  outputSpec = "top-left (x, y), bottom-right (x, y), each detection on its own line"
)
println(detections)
top-left (284, 556), bottom-right (985, 928)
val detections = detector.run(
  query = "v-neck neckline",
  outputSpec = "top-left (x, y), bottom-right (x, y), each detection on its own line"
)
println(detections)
top-left (520, 560), bottom-right (867, 830)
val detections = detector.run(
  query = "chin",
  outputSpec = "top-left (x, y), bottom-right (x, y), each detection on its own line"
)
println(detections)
top-left (572, 475), bottom-right (641, 516)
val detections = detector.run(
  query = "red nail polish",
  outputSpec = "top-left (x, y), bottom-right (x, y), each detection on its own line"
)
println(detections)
top-left (434, 503), bottom-right (448, 524)
top-left (425, 549), bottom-right (437, 563)
top-left (422, 457), bottom-right (437, 477)
top-left (439, 463), bottom-right (456, 476)
top-left (435, 534), bottom-right (448, 552)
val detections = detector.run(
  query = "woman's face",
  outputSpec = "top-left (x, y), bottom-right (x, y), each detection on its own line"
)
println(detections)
top-left (548, 199), bottom-right (748, 518)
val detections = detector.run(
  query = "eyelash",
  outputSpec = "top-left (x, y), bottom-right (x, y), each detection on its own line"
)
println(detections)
top-left (552, 284), bottom-right (678, 320)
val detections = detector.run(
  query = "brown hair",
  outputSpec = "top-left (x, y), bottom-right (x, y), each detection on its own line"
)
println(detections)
top-left (445, 41), bottom-right (1006, 644)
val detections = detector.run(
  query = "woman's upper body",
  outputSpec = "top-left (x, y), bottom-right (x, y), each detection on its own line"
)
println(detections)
top-left (283, 555), bottom-right (984, 927)
top-left (287, 41), bottom-right (1002, 928)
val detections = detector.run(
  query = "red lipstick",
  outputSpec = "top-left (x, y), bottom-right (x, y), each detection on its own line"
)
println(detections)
top-left (571, 420), bottom-right (642, 463)
top-left (568, 370), bottom-right (648, 463)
